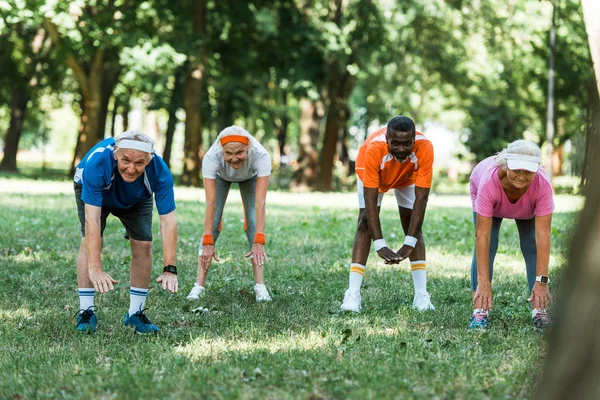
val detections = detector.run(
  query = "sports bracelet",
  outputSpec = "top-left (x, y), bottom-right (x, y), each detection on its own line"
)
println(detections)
top-left (373, 239), bottom-right (387, 251)
top-left (163, 265), bottom-right (177, 275)
top-left (202, 234), bottom-right (214, 245)
top-left (403, 235), bottom-right (418, 248)
top-left (254, 232), bottom-right (266, 245)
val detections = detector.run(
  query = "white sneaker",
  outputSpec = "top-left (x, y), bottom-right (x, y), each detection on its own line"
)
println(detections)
top-left (412, 291), bottom-right (435, 311)
top-left (340, 288), bottom-right (361, 312)
top-left (254, 284), bottom-right (272, 302)
top-left (186, 283), bottom-right (205, 301)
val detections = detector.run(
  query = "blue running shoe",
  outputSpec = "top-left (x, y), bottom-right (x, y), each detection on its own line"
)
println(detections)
top-left (469, 311), bottom-right (489, 330)
top-left (532, 310), bottom-right (551, 330)
top-left (124, 308), bottom-right (159, 334)
top-left (75, 306), bottom-right (97, 333)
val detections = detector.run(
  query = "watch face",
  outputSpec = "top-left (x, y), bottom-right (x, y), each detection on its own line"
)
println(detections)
top-left (541, 276), bottom-right (549, 284)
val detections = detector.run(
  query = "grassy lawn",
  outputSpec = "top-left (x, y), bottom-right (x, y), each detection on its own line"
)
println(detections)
top-left (0, 178), bottom-right (582, 399)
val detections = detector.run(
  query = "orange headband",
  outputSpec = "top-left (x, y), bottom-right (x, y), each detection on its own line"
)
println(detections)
top-left (220, 135), bottom-right (249, 146)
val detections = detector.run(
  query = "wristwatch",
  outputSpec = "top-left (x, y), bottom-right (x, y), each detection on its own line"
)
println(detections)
top-left (535, 275), bottom-right (549, 284)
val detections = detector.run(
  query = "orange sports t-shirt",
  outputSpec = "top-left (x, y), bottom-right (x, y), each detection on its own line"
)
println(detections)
top-left (355, 127), bottom-right (434, 192)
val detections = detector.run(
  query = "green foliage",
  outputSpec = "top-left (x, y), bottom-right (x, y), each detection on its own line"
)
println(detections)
top-left (460, 0), bottom-right (592, 160)
top-left (0, 178), bottom-right (581, 398)
top-left (0, 0), bottom-right (593, 182)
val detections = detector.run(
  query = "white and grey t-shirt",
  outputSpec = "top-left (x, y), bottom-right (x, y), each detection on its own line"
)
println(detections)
top-left (202, 137), bottom-right (272, 182)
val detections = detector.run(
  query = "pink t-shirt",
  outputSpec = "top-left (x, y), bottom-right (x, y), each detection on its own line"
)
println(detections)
top-left (470, 156), bottom-right (554, 219)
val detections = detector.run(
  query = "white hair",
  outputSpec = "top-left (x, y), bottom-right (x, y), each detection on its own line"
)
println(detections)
top-left (494, 139), bottom-right (541, 168)
top-left (114, 130), bottom-right (155, 159)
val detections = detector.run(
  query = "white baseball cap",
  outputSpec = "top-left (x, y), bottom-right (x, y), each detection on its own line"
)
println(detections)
top-left (506, 154), bottom-right (540, 172)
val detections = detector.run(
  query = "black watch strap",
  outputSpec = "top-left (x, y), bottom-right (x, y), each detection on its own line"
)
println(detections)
top-left (163, 265), bottom-right (177, 275)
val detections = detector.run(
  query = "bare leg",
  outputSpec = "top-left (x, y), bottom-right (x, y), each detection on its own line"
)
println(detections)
top-left (76, 238), bottom-right (93, 288)
top-left (252, 258), bottom-right (264, 284)
top-left (195, 255), bottom-right (212, 286)
top-left (398, 206), bottom-right (426, 261)
top-left (130, 239), bottom-right (153, 288)
top-left (351, 208), bottom-right (378, 264)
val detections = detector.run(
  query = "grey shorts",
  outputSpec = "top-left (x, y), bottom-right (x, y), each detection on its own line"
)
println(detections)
top-left (74, 183), bottom-right (153, 241)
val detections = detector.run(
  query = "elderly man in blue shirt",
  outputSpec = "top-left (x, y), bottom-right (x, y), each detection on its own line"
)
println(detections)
top-left (73, 131), bottom-right (178, 334)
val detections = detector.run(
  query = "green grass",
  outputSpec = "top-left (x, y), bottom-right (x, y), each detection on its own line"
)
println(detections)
top-left (0, 178), bottom-right (582, 399)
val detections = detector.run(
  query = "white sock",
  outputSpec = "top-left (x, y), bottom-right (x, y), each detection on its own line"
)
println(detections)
top-left (78, 288), bottom-right (95, 312)
top-left (474, 308), bottom-right (488, 315)
top-left (349, 263), bottom-right (365, 291)
top-left (129, 287), bottom-right (149, 316)
top-left (410, 260), bottom-right (427, 293)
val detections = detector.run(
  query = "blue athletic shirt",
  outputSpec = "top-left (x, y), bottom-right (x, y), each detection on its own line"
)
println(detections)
top-left (73, 138), bottom-right (176, 215)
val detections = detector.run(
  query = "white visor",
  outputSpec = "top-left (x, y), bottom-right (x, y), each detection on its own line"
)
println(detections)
top-left (506, 154), bottom-right (540, 172)
top-left (116, 139), bottom-right (153, 153)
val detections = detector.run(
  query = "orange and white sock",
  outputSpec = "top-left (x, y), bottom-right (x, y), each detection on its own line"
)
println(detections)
top-left (410, 260), bottom-right (427, 293)
top-left (349, 263), bottom-right (365, 291)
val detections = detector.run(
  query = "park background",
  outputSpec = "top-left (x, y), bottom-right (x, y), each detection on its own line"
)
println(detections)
top-left (1, 0), bottom-right (600, 399)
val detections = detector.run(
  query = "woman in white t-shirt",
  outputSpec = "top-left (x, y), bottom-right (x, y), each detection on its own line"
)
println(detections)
top-left (187, 126), bottom-right (273, 302)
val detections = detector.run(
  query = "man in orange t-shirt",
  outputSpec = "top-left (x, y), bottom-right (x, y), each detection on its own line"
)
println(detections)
top-left (340, 115), bottom-right (436, 312)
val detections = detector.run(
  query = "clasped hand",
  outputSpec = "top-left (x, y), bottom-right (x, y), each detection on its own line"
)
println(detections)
top-left (378, 245), bottom-right (414, 264)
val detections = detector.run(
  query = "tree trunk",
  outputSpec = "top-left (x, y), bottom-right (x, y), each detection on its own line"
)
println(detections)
top-left (163, 64), bottom-right (186, 167)
top-left (217, 89), bottom-right (234, 135)
top-left (579, 0), bottom-right (600, 187)
top-left (97, 66), bottom-right (120, 141)
top-left (122, 95), bottom-right (130, 132)
top-left (0, 87), bottom-right (30, 172)
top-left (536, 2), bottom-right (600, 398)
top-left (181, 0), bottom-right (206, 187)
top-left (293, 98), bottom-right (322, 190)
top-left (581, 79), bottom-right (599, 187)
top-left (315, 67), bottom-right (355, 192)
top-left (545, 0), bottom-right (556, 184)
top-left (535, 107), bottom-right (600, 400)
top-left (110, 95), bottom-right (119, 137)
top-left (551, 144), bottom-right (563, 177)
top-left (582, 0), bottom-right (600, 96)
top-left (70, 50), bottom-right (106, 173)
top-left (276, 89), bottom-right (289, 167)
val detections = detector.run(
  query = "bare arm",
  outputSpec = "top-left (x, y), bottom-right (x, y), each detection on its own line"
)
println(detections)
top-left (156, 210), bottom-right (178, 293)
top-left (84, 204), bottom-right (103, 270)
top-left (85, 204), bottom-right (118, 292)
top-left (203, 178), bottom-right (217, 235)
top-left (254, 176), bottom-right (269, 234)
top-left (535, 214), bottom-right (552, 276)
top-left (245, 176), bottom-right (270, 266)
top-left (199, 178), bottom-right (220, 269)
top-left (529, 213), bottom-right (553, 309)
top-left (364, 187), bottom-right (383, 240)
top-left (473, 214), bottom-right (493, 311)
top-left (364, 187), bottom-right (401, 264)
top-left (159, 210), bottom-right (177, 266)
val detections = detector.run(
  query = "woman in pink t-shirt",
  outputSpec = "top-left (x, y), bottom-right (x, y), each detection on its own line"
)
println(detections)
top-left (469, 140), bottom-right (554, 330)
